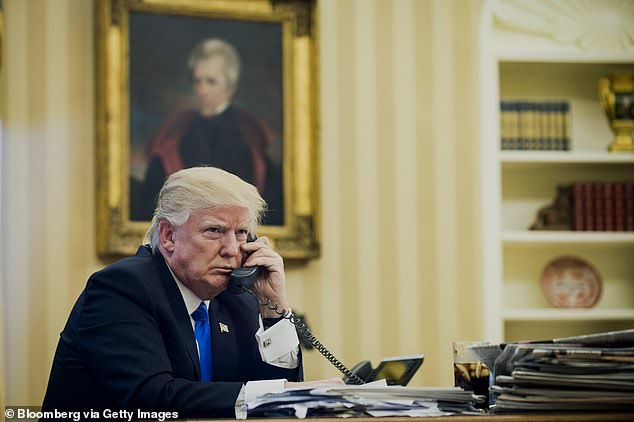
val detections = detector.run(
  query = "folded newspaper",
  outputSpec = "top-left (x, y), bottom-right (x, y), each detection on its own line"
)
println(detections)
top-left (246, 380), bottom-right (485, 418)
top-left (490, 329), bottom-right (634, 413)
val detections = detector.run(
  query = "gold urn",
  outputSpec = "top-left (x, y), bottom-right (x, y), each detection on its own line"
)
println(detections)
top-left (598, 73), bottom-right (634, 152)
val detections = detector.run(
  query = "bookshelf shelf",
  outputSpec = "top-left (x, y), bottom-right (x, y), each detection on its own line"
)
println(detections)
top-left (500, 151), bottom-right (634, 164)
top-left (480, 0), bottom-right (634, 344)
top-left (493, 49), bottom-right (634, 65)
top-left (504, 308), bottom-right (634, 322)
top-left (502, 231), bottom-right (634, 245)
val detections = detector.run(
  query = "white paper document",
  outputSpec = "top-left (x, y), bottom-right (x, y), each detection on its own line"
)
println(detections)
top-left (246, 380), bottom-right (484, 418)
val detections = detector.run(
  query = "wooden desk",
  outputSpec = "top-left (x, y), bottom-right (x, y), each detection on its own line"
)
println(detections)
top-left (235, 414), bottom-right (634, 421)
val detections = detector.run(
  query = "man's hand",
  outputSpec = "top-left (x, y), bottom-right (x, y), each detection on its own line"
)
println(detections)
top-left (284, 377), bottom-right (346, 389)
top-left (240, 236), bottom-right (290, 318)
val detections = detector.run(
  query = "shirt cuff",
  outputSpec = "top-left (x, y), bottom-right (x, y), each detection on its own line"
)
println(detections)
top-left (255, 314), bottom-right (300, 363)
top-left (235, 379), bottom-right (286, 419)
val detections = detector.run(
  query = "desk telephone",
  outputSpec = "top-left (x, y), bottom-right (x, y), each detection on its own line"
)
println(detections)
top-left (228, 234), bottom-right (424, 385)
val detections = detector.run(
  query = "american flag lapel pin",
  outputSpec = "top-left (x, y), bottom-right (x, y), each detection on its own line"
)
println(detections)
top-left (219, 322), bottom-right (229, 333)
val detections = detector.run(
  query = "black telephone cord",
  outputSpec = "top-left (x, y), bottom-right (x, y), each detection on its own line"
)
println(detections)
top-left (242, 288), bottom-right (366, 385)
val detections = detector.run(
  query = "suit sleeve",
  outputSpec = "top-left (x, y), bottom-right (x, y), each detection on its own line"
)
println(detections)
top-left (75, 269), bottom-right (242, 418)
top-left (215, 292), bottom-right (303, 383)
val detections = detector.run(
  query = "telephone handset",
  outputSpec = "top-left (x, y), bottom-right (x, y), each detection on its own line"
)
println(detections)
top-left (226, 266), bottom-right (259, 294)
top-left (227, 234), bottom-right (265, 294)
top-left (227, 234), bottom-right (424, 385)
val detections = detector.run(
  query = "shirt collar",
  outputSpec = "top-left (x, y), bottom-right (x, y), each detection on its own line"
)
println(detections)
top-left (214, 101), bottom-right (230, 116)
top-left (166, 263), bottom-right (210, 315)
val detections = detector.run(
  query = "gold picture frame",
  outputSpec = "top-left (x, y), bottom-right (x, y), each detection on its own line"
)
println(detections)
top-left (96, 0), bottom-right (320, 259)
top-left (0, 0), bottom-right (3, 74)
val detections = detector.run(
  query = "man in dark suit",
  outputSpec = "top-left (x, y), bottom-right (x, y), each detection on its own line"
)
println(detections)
top-left (42, 167), bottom-right (341, 419)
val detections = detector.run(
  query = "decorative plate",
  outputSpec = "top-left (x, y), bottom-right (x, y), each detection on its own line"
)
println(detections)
top-left (540, 256), bottom-right (602, 308)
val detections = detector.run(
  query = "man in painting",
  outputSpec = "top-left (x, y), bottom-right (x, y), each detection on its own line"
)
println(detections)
top-left (132, 38), bottom-right (283, 225)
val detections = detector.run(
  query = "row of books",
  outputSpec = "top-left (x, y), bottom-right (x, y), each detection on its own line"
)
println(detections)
top-left (500, 100), bottom-right (570, 151)
top-left (570, 182), bottom-right (634, 231)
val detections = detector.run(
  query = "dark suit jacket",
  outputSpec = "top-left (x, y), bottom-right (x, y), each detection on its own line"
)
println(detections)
top-left (42, 246), bottom-right (302, 418)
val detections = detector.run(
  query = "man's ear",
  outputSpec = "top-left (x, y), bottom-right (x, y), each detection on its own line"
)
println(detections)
top-left (158, 220), bottom-right (176, 253)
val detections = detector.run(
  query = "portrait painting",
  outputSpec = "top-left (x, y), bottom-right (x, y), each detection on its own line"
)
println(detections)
top-left (96, 0), bottom-right (319, 259)
top-left (128, 13), bottom-right (285, 226)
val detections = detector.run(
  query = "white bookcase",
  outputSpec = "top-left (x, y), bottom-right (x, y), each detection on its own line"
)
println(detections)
top-left (479, 0), bottom-right (634, 343)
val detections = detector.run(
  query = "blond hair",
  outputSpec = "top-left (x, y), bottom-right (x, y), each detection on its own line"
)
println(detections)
top-left (145, 167), bottom-right (266, 251)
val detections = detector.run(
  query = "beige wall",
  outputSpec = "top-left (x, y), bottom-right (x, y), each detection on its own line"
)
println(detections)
top-left (1, 0), bottom-right (483, 406)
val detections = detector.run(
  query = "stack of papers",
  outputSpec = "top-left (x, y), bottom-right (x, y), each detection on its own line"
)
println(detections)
top-left (246, 380), bottom-right (485, 418)
top-left (491, 343), bottom-right (634, 412)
